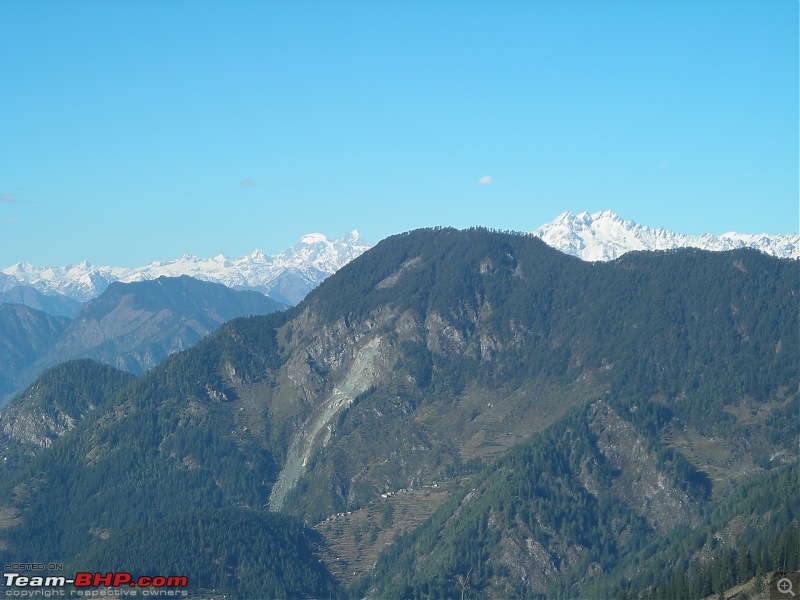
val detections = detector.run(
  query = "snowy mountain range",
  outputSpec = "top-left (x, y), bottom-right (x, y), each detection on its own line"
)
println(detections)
top-left (2, 231), bottom-right (370, 305)
top-left (2, 213), bottom-right (797, 306)
top-left (533, 210), bottom-right (799, 262)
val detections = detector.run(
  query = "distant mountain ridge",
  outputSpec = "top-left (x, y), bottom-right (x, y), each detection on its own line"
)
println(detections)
top-left (0, 304), bottom-right (71, 399)
top-left (0, 286), bottom-right (81, 318)
top-left (2, 231), bottom-right (370, 305)
top-left (40, 275), bottom-right (287, 376)
top-left (0, 276), bottom-right (287, 406)
top-left (3, 215), bottom-right (796, 308)
top-left (533, 210), bottom-right (799, 261)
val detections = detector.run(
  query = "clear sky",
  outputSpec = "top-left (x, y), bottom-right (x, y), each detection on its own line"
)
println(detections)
top-left (1, 0), bottom-right (797, 267)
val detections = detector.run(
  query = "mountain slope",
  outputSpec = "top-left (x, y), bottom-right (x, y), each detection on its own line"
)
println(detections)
top-left (37, 275), bottom-right (287, 375)
top-left (0, 276), bottom-right (287, 406)
top-left (534, 210), bottom-right (800, 261)
top-left (269, 229), bottom-right (795, 513)
top-left (362, 406), bottom-right (798, 599)
top-left (0, 304), bottom-right (71, 400)
top-left (0, 227), bottom-right (795, 596)
top-left (0, 285), bottom-right (81, 317)
top-left (73, 508), bottom-right (341, 599)
top-left (0, 314), bottom-right (287, 565)
top-left (0, 360), bottom-right (135, 478)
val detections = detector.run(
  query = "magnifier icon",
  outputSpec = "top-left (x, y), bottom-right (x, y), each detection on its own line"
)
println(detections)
top-left (778, 578), bottom-right (796, 596)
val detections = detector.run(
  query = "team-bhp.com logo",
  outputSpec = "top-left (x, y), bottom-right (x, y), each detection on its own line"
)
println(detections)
top-left (4, 571), bottom-right (188, 597)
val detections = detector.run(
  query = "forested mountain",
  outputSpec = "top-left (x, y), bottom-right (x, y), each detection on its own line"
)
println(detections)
top-left (0, 227), bottom-right (795, 598)
top-left (360, 404), bottom-right (797, 598)
top-left (74, 508), bottom-right (341, 599)
top-left (0, 360), bottom-right (135, 478)
top-left (0, 275), bottom-right (287, 407)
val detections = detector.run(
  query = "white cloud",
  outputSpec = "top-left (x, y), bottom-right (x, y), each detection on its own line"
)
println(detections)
top-left (478, 175), bottom-right (493, 185)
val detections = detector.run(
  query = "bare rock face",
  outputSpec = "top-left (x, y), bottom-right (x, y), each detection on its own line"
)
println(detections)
top-left (1, 400), bottom-right (78, 450)
top-left (588, 401), bottom-right (692, 531)
top-left (269, 334), bottom-right (398, 510)
top-left (268, 305), bottom-right (411, 510)
top-left (492, 513), bottom-right (579, 596)
top-left (0, 361), bottom-right (134, 483)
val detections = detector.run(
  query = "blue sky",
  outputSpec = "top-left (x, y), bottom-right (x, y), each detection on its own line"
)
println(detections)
top-left (1, 1), bottom-right (797, 267)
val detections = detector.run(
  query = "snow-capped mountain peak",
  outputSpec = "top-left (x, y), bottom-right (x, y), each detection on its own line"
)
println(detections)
top-left (4, 216), bottom-right (795, 307)
top-left (299, 233), bottom-right (330, 245)
top-left (2, 231), bottom-right (371, 305)
top-left (341, 229), bottom-right (364, 244)
top-left (534, 211), bottom-right (799, 261)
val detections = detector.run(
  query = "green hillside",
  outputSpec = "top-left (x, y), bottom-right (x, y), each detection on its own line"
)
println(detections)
top-left (0, 228), bottom-right (795, 597)
top-left (73, 508), bottom-right (341, 599)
